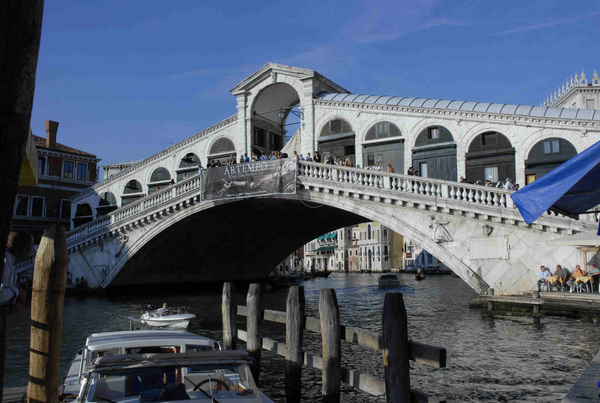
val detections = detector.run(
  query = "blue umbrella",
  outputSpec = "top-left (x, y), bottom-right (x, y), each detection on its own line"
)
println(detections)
top-left (511, 140), bottom-right (600, 234)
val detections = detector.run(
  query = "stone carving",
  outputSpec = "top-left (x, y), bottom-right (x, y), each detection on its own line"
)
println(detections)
top-left (430, 216), bottom-right (452, 243)
top-left (482, 224), bottom-right (494, 237)
top-left (115, 234), bottom-right (129, 257)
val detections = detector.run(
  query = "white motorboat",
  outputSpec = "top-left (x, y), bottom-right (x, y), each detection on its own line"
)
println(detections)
top-left (73, 351), bottom-right (273, 402)
top-left (61, 329), bottom-right (221, 400)
top-left (140, 305), bottom-right (196, 329)
top-left (378, 273), bottom-right (401, 288)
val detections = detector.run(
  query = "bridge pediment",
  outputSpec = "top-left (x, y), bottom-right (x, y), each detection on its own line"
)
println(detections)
top-left (230, 62), bottom-right (348, 96)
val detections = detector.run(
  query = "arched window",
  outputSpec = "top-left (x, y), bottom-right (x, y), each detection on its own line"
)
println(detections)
top-left (177, 153), bottom-right (201, 182)
top-left (412, 125), bottom-right (457, 181)
top-left (209, 138), bottom-right (235, 155)
top-left (525, 138), bottom-right (577, 184)
top-left (465, 131), bottom-right (515, 185)
top-left (149, 168), bottom-right (171, 194)
top-left (122, 180), bottom-right (144, 206)
top-left (320, 118), bottom-right (353, 137)
top-left (365, 121), bottom-right (401, 141)
top-left (97, 192), bottom-right (118, 216)
top-left (73, 203), bottom-right (93, 228)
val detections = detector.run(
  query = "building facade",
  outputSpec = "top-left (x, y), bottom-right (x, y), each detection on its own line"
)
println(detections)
top-left (12, 120), bottom-right (99, 241)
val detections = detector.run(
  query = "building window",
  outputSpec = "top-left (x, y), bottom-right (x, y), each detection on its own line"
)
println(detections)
top-left (543, 140), bottom-right (560, 154)
top-left (38, 157), bottom-right (46, 176)
top-left (60, 199), bottom-right (71, 219)
top-left (31, 196), bottom-right (44, 217)
top-left (77, 162), bottom-right (88, 181)
top-left (14, 195), bottom-right (29, 216)
top-left (63, 160), bottom-right (74, 179)
top-left (484, 166), bottom-right (498, 182)
top-left (384, 229), bottom-right (388, 240)
top-left (428, 127), bottom-right (440, 140)
top-left (526, 174), bottom-right (537, 185)
top-left (586, 99), bottom-right (594, 109)
top-left (419, 162), bottom-right (428, 178)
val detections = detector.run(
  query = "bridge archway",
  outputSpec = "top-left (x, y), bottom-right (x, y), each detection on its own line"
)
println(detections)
top-left (122, 179), bottom-right (144, 206)
top-left (318, 118), bottom-right (355, 164)
top-left (177, 153), bottom-right (200, 181)
top-left (465, 131), bottom-right (515, 185)
top-left (412, 125), bottom-right (457, 181)
top-left (148, 167), bottom-right (171, 194)
top-left (73, 203), bottom-right (93, 228)
top-left (524, 137), bottom-right (577, 185)
top-left (251, 82), bottom-right (300, 158)
top-left (208, 137), bottom-right (236, 165)
top-left (362, 121), bottom-right (404, 173)
top-left (104, 189), bottom-right (488, 293)
top-left (97, 191), bottom-right (118, 216)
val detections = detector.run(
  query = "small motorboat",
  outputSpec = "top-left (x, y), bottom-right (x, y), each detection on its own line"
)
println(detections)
top-left (378, 273), bottom-right (401, 288)
top-left (141, 305), bottom-right (196, 329)
top-left (415, 267), bottom-right (426, 281)
top-left (72, 350), bottom-right (273, 402)
top-left (61, 329), bottom-right (221, 400)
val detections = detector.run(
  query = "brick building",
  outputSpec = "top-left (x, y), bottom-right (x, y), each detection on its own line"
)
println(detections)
top-left (12, 120), bottom-right (99, 242)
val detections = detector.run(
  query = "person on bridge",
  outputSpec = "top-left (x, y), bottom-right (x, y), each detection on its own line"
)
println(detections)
top-left (503, 178), bottom-right (515, 190)
top-left (314, 151), bottom-right (321, 163)
top-left (537, 265), bottom-right (551, 292)
top-left (1, 231), bottom-right (33, 312)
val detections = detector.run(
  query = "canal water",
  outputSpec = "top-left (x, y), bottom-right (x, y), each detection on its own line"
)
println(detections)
top-left (5, 273), bottom-right (600, 401)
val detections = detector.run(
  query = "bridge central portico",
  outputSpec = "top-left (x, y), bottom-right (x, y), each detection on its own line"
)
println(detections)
top-left (63, 62), bottom-right (600, 295)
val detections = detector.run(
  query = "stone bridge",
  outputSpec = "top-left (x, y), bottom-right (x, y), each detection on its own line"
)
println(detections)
top-left (63, 161), bottom-right (595, 295)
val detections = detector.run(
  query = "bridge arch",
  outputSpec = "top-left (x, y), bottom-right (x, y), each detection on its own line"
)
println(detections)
top-left (524, 137), bottom-right (577, 185)
top-left (411, 124), bottom-right (457, 181)
top-left (121, 179), bottom-right (144, 206)
top-left (97, 191), bottom-right (118, 216)
top-left (147, 167), bottom-right (172, 194)
top-left (73, 203), bottom-right (94, 228)
top-left (361, 121), bottom-right (404, 173)
top-left (316, 116), bottom-right (355, 164)
top-left (103, 189), bottom-right (488, 293)
top-left (465, 130), bottom-right (515, 185)
top-left (176, 152), bottom-right (201, 181)
top-left (250, 82), bottom-right (300, 157)
top-left (207, 137), bottom-right (236, 165)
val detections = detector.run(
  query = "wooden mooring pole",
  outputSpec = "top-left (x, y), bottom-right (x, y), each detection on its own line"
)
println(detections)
top-left (27, 224), bottom-right (68, 403)
top-left (383, 292), bottom-right (410, 403)
top-left (285, 285), bottom-right (305, 403)
top-left (221, 282), bottom-right (236, 350)
top-left (246, 283), bottom-right (261, 383)
top-left (320, 288), bottom-right (341, 403)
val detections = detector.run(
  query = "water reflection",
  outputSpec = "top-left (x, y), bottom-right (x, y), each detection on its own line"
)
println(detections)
top-left (5, 273), bottom-right (600, 402)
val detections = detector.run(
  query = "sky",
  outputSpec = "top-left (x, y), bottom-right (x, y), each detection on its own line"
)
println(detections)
top-left (30, 0), bottom-right (600, 169)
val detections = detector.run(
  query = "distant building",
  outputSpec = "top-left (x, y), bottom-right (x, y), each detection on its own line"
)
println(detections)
top-left (12, 120), bottom-right (99, 241)
top-left (302, 223), bottom-right (404, 273)
top-left (543, 69), bottom-right (600, 110)
top-left (102, 159), bottom-right (142, 179)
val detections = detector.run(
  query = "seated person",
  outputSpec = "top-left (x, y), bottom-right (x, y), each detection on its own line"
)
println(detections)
top-left (553, 265), bottom-right (568, 290)
top-left (566, 265), bottom-right (587, 292)
top-left (537, 265), bottom-right (550, 292)
top-left (156, 302), bottom-right (168, 316)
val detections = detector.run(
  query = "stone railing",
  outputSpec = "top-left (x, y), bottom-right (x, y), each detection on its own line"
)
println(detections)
top-left (66, 161), bottom-right (596, 249)
top-left (67, 174), bottom-right (203, 245)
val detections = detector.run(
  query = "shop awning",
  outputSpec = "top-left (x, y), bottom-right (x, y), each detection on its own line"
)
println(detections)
top-left (317, 232), bottom-right (338, 241)
top-left (511, 140), bottom-right (600, 234)
top-left (316, 246), bottom-right (336, 252)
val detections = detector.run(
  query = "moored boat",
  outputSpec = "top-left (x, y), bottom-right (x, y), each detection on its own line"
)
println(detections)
top-left (378, 273), bottom-right (401, 288)
top-left (61, 329), bottom-right (220, 400)
top-left (73, 351), bottom-right (273, 402)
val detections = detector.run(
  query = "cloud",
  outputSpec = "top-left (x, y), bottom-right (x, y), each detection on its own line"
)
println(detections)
top-left (490, 11), bottom-right (600, 37)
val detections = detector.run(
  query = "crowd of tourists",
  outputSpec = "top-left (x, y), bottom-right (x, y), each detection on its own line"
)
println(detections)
top-left (536, 264), bottom-right (600, 293)
top-left (459, 176), bottom-right (519, 191)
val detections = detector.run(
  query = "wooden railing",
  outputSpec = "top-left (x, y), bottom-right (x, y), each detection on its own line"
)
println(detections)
top-left (222, 283), bottom-right (446, 402)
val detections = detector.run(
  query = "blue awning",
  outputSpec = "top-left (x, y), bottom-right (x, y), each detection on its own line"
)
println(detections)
top-left (511, 140), bottom-right (600, 233)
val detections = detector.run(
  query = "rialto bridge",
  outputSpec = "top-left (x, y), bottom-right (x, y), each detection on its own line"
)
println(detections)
top-left (63, 63), bottom-right (600, 295)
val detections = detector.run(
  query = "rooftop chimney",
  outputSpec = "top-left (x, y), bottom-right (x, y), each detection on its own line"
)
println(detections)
top-left (45, 120), bottom-right (59, 149)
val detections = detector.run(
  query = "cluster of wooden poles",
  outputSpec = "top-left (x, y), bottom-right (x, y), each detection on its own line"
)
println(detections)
top-left (221, 282), bottom-right (447, 403)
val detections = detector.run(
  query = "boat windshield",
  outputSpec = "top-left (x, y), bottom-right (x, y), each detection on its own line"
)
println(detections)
top-left (381, 274), bottom-right (398, 280)
top-left (85, 363), bottom-right (258, 402)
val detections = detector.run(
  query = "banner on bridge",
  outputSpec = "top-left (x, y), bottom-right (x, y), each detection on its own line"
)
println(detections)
top-left (201, 159), bottom-right (296, 201)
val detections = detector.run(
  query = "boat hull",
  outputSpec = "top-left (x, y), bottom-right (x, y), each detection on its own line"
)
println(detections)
top-left (140, 313), bottom-right (196, 329)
